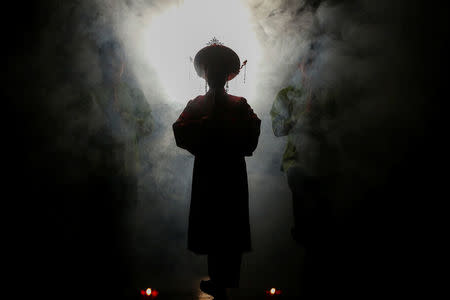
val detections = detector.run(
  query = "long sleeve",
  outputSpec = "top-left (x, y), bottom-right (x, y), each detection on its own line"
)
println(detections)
top-left (173, 97), bottom-right (261, 157)
top-left (173, 99), bottom-right (204, 155)
top-left (234, 98), bottom-right (261, 156)
top-left (131, 87), bottom-right (153, 139)
top-left (270, 86), bottom-right (302, 137)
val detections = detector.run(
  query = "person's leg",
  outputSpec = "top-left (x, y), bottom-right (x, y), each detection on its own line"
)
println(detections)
top-left (207, 252), bottom-right (219, 285)
top-left (219, 252), bottom-right (242, 288)
top-left (288, 168), bottom-right (337, 297)
top-left (287, 166), bottom-right (315, 244)
top-left (200, 253), bottom-right (224, 297)
top-left (208, 251), bottom-right (242, 288)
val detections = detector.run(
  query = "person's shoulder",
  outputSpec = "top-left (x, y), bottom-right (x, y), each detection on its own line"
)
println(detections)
top-left (185, 95), bottom-right (204, 109)
top-left (226, 93), bottom-right (245, 102)
top-left (276, 85), bottom-right (301, 98)
top-left (182, 95), bottom-right (204, 114)
top-left (227, 94), bottom-right (258, 117)
top-left (226, 94), bottom-right (249, 107)
top-left (189, 95), bottom-right (204, 104)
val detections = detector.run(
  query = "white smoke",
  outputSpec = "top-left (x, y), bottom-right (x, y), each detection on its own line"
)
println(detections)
top-left (54, 0), bottom-right (425, 292)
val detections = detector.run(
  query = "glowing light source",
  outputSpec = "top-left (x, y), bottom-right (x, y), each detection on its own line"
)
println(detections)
top-left (140, 287), bottom-right (159, 297)
top-left (266, 288), bottom-right (282, 296)
top-left (142, 0), bottom-right (262, 105)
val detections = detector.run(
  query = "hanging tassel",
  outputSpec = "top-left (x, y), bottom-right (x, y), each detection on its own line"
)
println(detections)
top-left (244, 63), bottom-right (247, 84)
top-left (204, 66), bottom-right (208, 94)
top-left (239, 60), bottom-right (248, 84)
top-left (189, 56), bottom-right (193, 81)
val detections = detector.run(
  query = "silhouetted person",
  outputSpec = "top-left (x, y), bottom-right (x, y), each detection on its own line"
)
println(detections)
top-left (89, 40), bottom-right (153, 226)
top-left (80, 40), bottom-right (153, 296)
top-left (93, 40), bottom-right (153, 179)
top-left (271, 55), bottom-right (339, 296)
top-left (173, 39), bottom-right (261, 299)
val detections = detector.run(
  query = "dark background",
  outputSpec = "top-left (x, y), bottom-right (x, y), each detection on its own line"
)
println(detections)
top-left (5, 0), bottom-right (446, 299)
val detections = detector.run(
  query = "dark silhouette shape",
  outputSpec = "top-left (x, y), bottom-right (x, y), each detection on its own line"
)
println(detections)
top-left (271, 52), bottom-right (341, 297)
top-left (173, 41), bottom-right (261, 295)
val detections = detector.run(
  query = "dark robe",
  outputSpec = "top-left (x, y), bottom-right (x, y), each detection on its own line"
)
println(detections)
top-left (173, 90), bottom-right (261, 254)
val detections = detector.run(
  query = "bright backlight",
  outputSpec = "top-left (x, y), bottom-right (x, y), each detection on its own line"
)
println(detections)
top-left (143, 0), bottom-right (262, 104)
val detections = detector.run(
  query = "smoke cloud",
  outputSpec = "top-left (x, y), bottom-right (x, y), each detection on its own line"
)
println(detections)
top-left (8, 0), bottom-right (437, 297)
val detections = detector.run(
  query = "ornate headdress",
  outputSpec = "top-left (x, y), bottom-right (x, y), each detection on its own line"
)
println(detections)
top-left (194, 37), bottom-right (247, 86)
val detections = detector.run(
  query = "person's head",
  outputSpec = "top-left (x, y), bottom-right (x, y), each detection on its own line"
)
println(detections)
top-left (98, 40), bottom-right (125, 84)
top-left (299, 56), bottom-right (313, 83)
top-left (194, 42), bottom-right (240, 91)
top-left (205, 65), bottom-right (228, 89)
top-left (298, 41), bottom-right (318, 84)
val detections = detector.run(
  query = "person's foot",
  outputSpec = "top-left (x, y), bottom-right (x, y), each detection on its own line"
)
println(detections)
top-left (200, 280), bottom-right (218, 296)
top-left (212, 287), bottom-right (227, 300)
top-left (200, 280), bottom-right (227, 298)
top-left (213, 290), bottom-right (228, 300)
